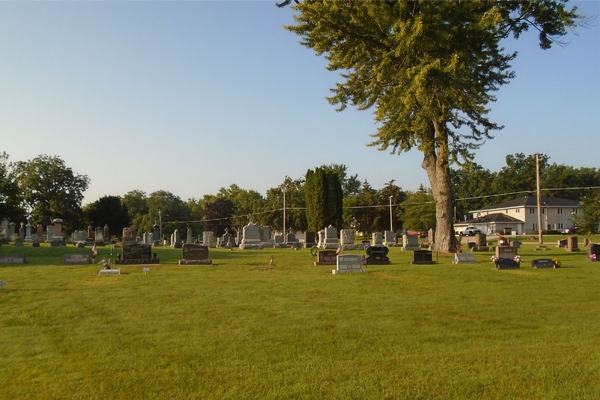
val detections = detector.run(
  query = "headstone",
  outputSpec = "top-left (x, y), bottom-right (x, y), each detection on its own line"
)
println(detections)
top-left (365, 245), bottom-right (391, 265)
top-left (115, 243), bottom-right (159, 264)
top-left (274, 234), bottom-right (283, 246)
top-left (566, 236), bottom-right (579, 252)
top-left (0, 254), bottom-right (26, 264)
top-left (332, 254), bottom-right (365, 274)
top-left (104, 225), bottom-right (110, 243)
top-left (14, 237), bottom-right (23, 247)
top-left (372, 232), bottom-right (383, 246)
top-left (286, 232), bottom-right (296, 244)
top-left (94, 226), bottom-right (105, 246)
top-left (72, 230), bottom-right (86, 244)
top-left (319, 225), bottom-right (338, 249)
top-left (122, 227), bottom-right (136, 244)
top-left (63, 254), bottom-right (91, 264)
top-left (428, 228), bottom-right (435, 244)
top-left (495, 245), bottom-right (518, 259)
top-left (178, 243), bottom-right (212, 265)
top-left (304, 231), bottom-right (316, 248)
top-left (583, 238), bottom-right (591, 247)
top-left (239, 222), bottom-right (263, 250)
top-left (411, 250), bottom-right (435, 264)
top-left (19, 222), bottom-right (25, 240)
top-left (171, 229), bottom-right (182, 249)
top-left (557, 239), bottom-right (568, 248)
top-left (340, 229), bottom-right (360, 250)
top-left (36, 224), bottom-right (43, 244)
top-left (260, 226), bottom-right (271, 242)
top-left (531, 259), bottom-right (556, 268)
top-left (52, 218), bottom-right (65, 246)
top-left (495, 258), bottom-right (520, 270)
top-left (153, 224), bottom-right (161, 246)
top-left (384, 230), bottom-right (395, 246)
top-left (8, 222), bottom-right (16, 238)
top-left (219, 228), bottom-right (232, 247)
top-left (453, 253), bottom-right (477, 264)
top-left (403, 234), bottom-right (420, 251)
top-left (587, 243), bottom-right (600, 261)
top-left (99, 269), bottom-right (121, 275)
top-left (24, 221), bottom-right (33, 242)
top-left (475, 233), bottom-right (487, 247)
top-left (187, 227), bottom-right (193, 244)
top-left (511, 240), bottom-right (522, 249)
top-left (313, 250), bottom-right (338, 265)
top-left (86, 225), bottom-right (94, 244)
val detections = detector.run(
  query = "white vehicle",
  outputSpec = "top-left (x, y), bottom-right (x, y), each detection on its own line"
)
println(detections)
top-left (461, 226), bottom-right (481, 236)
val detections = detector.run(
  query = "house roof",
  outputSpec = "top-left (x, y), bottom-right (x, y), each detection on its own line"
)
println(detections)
top-left (458, 213), bottom-right (523, 225)
top-left (470, 196), bottom-right (580, 213)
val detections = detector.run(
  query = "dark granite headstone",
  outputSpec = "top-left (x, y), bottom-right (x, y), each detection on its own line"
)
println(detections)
top-left (495, 258), bottom-right (520, 270)
top-left (532, 259), bottom-right (556, 268)
top-left (365, 245), bottom-right (391, 265)
top-left (314, 250), bottom-right (337, 265)
top-left (0, 254), bottom-right (26, 264)
top-left (412, 250), bottom-right (435, 264)
top-left (587, 243), bottom-right (600, 261)
top-left (304, 232), bottom-right (316, 247)
top-left (115, 243), bottom-right (158, 264)
top-left (179, 243), bottom-right (212, 265)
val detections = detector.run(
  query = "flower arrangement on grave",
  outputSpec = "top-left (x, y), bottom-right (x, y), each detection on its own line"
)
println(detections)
top-left (514, 255), bottom-right (522, 264)
top-left (589, 254), bottom-right (597, 262)
top-left (552, 258), bottom-right (561, 268)
top-left (491, 255), bottom-right (499, 262)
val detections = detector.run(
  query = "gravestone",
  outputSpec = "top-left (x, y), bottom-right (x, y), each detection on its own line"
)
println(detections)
top-left (411, 250), bottom-right (435, 264)
top-left (179, 243), bottom-right (212, 265)
top-left (63, 254), bottom-right (91, 264)
top-left (260, 226), bottom-right (271, 242)
top-left (532, 259), bottom-right (556, 268)
top-left (583, 238), bottom-right (590, 247)
top-left (187, 227), bottom-right (193, 244)
top-left (511, 240), bottom-right (522, 249)
top-left (372, 232), bottom-right (383, 246)
top-left (86, 225), bottom-right (94, 244)
top-left (313, 250), bottom-right (337, 265)
top-left (104, 225), bottom-right (110, 244)
top-left (239, 222), bottom-right (263, 250)
top-left (14, 237), bottom-right (23, 247)
top-left (123, 227), bottom-right (136, 244)
top-left (24, 221), bottom-right (33, 242)
top-left (153, 224), bottom-right (161, 246)
top-left (566, 236), bottom-right (579, 252)
top-left (115, 243), bottom-right (159, 264)
top-left (472, 233), bottom-right (489, 251)
top-left (94, 226), bottom-right (105, 246)
top-left (453, 253), bottom-right (477, 264)
top-left (274, 234), bottom-right (284, 247)
top-left (286, 232), bottom-right (296, 244)
top-left (496, 245), bottom-right (518, 259)
top-left (8, 222), bottom-right (16, 240)
top-left (495, 258), bottom-right (520, 270)
top-left (428, 228), bottom-right (435, 244)
top-left (99, 269), bottom-right (121, 275)
top-left (587, 243), bottom-right (600, 261)
top-left (340, 229), bottom-right (360, 250)
top-left (320, 225), bottom-right (338, 249)
top-left (304, 231), bottom-right (316, 248)
top-left (46, 225), bottom-right (54, 243)
top-left (36, 224), bottom-right (43, 244)
top-left (384, 230), bottom-right (395, 246)
top-left (403, 234), bottom-right (420, 251)
top-left (0, 254), bottom-right (26, 264)
top-left (19, 222), bottom-right (25, 240)
top-left (332, 254), bottom-right (365, 274)
top-left (218, 228), bottom-right (232, 247)
top-left (365, 245), bottom-right (391, 265)
top-left (52, 219), bottom-right (65, 246)
top-left (557, 239), bottom-right (567, 248)
top-left (171, 229), bottom-right (182, 249)
top-left (72, 231), bottom-right (86, 245)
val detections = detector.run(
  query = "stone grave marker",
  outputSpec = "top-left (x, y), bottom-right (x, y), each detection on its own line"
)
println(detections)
top-left (365, 245), bottom-right (391, 265)
top-left (239, 222), bottom-right (262, 250)
top-left (532, 259), bottom-right (556, 268)
top-left (495, 258), bottom-right (520, 270)
top-left (332, 254), bottom-right (365, 274)
top-left (171, 229), bottom-right (182, 249)
top-left (314, 250), bottom-right (337, 265)
top-left (403, 234), bottom-right (420, 251)
top-left (341, 229), bottom-right (360, 250)
top-left (99, 269), bottom-right (121, 275)
top-left (411, 250), bottom-right (435, 264)
top-left (384, 230), bottom-right (395, 246)
top-left (122, 227), bottom-right (137, 244)
top-left (304, 231), bottom-right (316, 248)
top-left (496, 245), bottom-right (518, 259)
top-left (116, 243), bottom-right (159, 264)
top-left (63, 254), bottom-right (91, 264)
top-left (566, 236), bottom-right (580, 252)
top-left (372, 232), bottom-right (383, 246)
top-left (0, 254), bottom-right (26, 264)
top-left (587, 243), bottom-right (600, 261)
top-left (179, 243), bottom-right (211, 265)
top-left (453, 253), bottom-right (477, 264)
top-left (557, 239), bottom-right (567, 248)
top-left (94, 226), bottom-right (105, 246)
top-left (320, 225), bottom-right (338, 249)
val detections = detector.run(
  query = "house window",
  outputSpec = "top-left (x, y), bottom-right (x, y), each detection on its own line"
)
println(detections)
top-left (516, 208), bottom-right (520, 213)
top-left (572, 209), bottom-right (578, 214)
top-left (542, 208), bottom-right (545, 214)
top-left (558, 208), bottom-right (563, 214)
top-left (558, 223), bottom-right (564, 230)
top-left (532, 223), bottom-right (537, 231)
top-left (529, 208), bottom-right (535, 214)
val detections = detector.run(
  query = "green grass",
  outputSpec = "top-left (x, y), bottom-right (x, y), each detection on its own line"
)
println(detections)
top-left (1, 239), bottom-right (599, 399)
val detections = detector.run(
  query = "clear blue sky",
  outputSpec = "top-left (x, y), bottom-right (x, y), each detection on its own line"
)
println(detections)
top-left (1, 1), bottom-right (598, 205)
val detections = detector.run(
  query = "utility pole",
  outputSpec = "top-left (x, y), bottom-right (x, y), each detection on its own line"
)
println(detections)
top-left (536, 153), bottom-right (543, 244)
top-left (389, 196), bottom-right (394, 232)
top-left (282, 186), bottom-right (286, 240)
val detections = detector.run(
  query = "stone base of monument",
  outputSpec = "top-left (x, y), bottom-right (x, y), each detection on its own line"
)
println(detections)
top-left (494, 258), bottom-right (520, 270)
top-left (341, 244), bottom-right (363, 250)
top-left (332, 255), bottom-right (365, 274)
top-left (115, 259), bottom-right (160, 265)
top-left (99, 269), bottom-right (121, 275)
top-left (178, 259), bottom-right (212, 265)
top-left (403, 246), bottom-right (421, 251)
top-left (238, 243), bottom-right (264, 250)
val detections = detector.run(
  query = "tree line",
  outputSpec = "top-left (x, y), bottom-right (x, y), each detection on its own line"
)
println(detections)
top-left (1, 152), bottom-right (599, 240)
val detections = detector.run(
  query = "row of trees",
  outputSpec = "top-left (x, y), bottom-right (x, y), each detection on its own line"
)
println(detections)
top-left (1, 152), bottom-right (599, 241)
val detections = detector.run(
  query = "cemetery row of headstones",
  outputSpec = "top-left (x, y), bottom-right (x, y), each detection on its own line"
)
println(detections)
top-left (0, 219), bottom-right (112, 248)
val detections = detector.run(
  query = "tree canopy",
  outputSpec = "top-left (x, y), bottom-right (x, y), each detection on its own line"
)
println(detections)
top-left (284, 0), bottom-right (581, 252)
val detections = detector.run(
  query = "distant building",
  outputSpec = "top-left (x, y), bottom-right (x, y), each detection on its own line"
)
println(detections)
top-left (455, 196), bottom-right (581, 235)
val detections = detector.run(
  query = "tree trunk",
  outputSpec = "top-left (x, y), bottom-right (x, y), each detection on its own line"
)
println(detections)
top-left (421, 122), bottom-right (456, 253)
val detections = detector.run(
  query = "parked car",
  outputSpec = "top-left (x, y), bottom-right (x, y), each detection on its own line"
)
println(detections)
top-left (562, 226), bottom-right (577, 234)
top-left (461, 226), bottom-right (481, 236)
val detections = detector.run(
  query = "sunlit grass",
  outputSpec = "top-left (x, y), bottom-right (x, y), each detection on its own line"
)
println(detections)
top-left (1, 238), bottom-right (599, 399)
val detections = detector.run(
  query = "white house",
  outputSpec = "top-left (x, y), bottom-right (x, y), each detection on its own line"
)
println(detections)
top-left (455, 196), bottom-right (581, 235)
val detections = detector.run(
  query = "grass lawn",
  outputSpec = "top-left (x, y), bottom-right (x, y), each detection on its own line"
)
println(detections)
top-left (1, 238), bottom-right (599, 399)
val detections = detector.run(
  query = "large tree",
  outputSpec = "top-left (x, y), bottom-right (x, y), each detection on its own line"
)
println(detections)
top-left (284, 0), bottom-right (581, 252)
top-left (305, 167), bottom-right (343, 232)
top-left (0, 152), bottom-right (24, 222)
top-left (83, 196), bottom-right (130, 239)
top-left (13, 154), bottom-right (89, 231)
